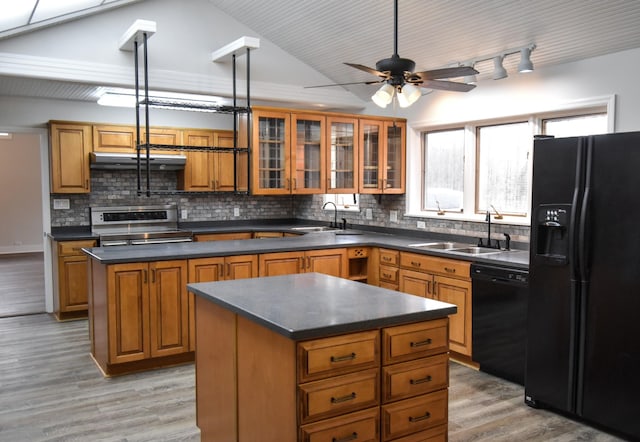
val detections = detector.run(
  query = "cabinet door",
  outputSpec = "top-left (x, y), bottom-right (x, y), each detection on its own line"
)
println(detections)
top-left (214, 130), bottom-right (248, 192)
top-left (188, 257), bottom-right (225, 351)
top-left (107, 263), bottom-right (150, 364)
top-left (359, 119), bottom-right (382, 193)
top-left (382, 121), bottom-right (405, 194)
top-left (259, 251), bottom-right (304, 276)
top-left (180, 130), bottom-right (215, 191)
top-left (306, 248), bottom-right (348, 278)
top-left (93, 125), bottom-right (136, 152)
top-left (291, 113), bottom-right (326, 194)
top-left (399, 269), bottom-right (435, 299)
top-left (149, 260), bottom-right (189, 358)
top-left (435, 275), bottom-right (472, 356)
top-left (59, 255), bottom-right (91, 312)
top-left (226, 255), bottom-right (258, 280)
top-left (327, 116), bottom-right (358, 193)
top-left (252, 110), bottom-right (291, 195)
top-left (49, 123), bottom-right (91, 193)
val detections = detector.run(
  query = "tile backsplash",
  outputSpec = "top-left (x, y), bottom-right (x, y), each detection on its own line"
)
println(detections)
top-left (50, 170), bottom-right (530, 244)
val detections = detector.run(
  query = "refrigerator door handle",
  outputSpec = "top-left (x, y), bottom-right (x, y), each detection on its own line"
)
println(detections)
top-left (578, 137), bottom-right (594, 280)
top-left (569, 137), bottom-right (586, 281)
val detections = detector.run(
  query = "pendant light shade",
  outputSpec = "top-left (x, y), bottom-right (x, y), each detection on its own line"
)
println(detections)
top-left (371, 83), bottom-right (395, 108)
top-left (518, 47), bottom-right (534, 73)
top-left (397, 83), bottom-right (421, 108)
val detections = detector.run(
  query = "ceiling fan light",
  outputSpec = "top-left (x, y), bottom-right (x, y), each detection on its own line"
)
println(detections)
top-left (518, 47), bottom-right (534, 73)
top-left (492, 55), bottom-right (508, 80)
top-left (397, 83), bottom-right (421, 108)
top-left (372, 83), bottom-right (395, 108)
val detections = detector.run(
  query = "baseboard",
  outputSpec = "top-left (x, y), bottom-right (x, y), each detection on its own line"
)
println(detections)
top-left (0, 245), bottom-right (43, 255)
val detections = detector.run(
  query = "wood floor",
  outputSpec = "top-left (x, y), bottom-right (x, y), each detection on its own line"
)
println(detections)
top-left (0, 313), bottom-right (625, 442)
top-left (0, 252), bottom-right (45, 317)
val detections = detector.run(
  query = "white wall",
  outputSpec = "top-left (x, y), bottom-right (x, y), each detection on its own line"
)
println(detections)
top-left (0, 133), bottom-right (43, 253)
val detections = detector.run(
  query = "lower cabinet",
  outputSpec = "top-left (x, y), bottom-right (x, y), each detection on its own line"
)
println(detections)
top-left (259, 249), bottom-right (348, 278)
top-left (399, 253), bottom-right (472, 358)
top-left (195, 299), bottom-right (450, 441)
top-left (52, 239), bottom-right (96, 320)
top-left (187, 255), bottom-right (258, 351)
top-left (90, 259), bottom-right (192, 375)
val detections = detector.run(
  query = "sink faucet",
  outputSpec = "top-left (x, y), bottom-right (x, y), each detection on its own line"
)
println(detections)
top-left (485, 210), bottom-right (492, 248)
top-left (322, 201), bottom-right (338, 228)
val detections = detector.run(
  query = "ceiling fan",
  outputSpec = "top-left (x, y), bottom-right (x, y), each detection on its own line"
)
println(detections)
top-left (307, 0), bottom-right (478, 107)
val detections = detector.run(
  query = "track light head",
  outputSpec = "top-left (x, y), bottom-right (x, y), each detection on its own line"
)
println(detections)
top-left (518, 47), bottom-right (534, 73)
top-left (492, 55), bottom-right (508, 80)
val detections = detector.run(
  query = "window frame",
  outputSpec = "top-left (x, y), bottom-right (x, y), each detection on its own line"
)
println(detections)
top-left (405, 96), bottom-right (615, 226)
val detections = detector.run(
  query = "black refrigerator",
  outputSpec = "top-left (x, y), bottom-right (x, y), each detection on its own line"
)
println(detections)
top-left (526, 132), bottom-right (640, 440)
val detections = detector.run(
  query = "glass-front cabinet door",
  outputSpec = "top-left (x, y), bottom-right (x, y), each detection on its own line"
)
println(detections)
top-left (291, 113), bottom-right (325, 194)
top-left (252, 110), bottom-right (291, 195)
top-left (327, 116), bottom-right (358, 194)
top-left (358, 119), bottom-right (405, 194)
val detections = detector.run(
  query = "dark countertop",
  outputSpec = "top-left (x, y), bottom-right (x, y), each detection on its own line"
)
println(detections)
top-left (81, 226), bottom-right (529, 269)
top-left (188, 272), bottom-right (458, 340)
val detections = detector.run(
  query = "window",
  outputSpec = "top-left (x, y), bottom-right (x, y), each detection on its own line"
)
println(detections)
top-left (411, 107), bottom-right (610, 224)
top-left (322, 193), bottom-right (360, 212)
top-left (423, 129), bottom-right (465, 213)
top-left (476, 122), bottom-right (532, 216)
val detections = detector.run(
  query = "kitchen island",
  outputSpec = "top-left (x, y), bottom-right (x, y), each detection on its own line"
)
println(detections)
top-left (188, 272), bottom-right (457, 442)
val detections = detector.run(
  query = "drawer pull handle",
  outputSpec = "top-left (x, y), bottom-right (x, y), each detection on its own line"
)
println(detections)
top-left (382, 272), bottom-right (392, 279)
top-left (410, 261), bottom-right (421, 267)
top-left (333, 432), bottom-right (358, 442)
top-left (331, 392), bottom-right (356, 404)
top-left (382, 256), bottom-right (392, 262)
top-left (410, 375), bottom-right (433, 385)
top-left (444, 267), bottom-right (456, 273)
top-left (330, 352), bottom-right (356, 363)
top-left (410, 338), bottom-right (432, 348)
top-left (409, 411), bottom-right (431, 423)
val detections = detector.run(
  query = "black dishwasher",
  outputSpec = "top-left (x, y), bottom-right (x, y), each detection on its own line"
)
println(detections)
top-left (471, 262), bottom-right (529, 385)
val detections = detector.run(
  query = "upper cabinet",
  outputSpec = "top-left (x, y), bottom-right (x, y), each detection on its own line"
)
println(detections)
top-left (92, 124), bottom-right (181, 154)
top-left (49, 122), bottom-right (92, 193)
top-left (359, 119), bottom-right (406, 194)
top-left (327, 116), bottom-right (359, 194)
top-left (292, 113), bottom-right (326, 194)
top-left (251, 109), bottom-right (291, 195)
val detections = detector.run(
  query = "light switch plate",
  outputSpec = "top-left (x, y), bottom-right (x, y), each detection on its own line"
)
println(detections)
top-left (417, 220), bottom-right (426, 229)
top-left (365, 208), bottom-right (373, 220)
top-left (390, 210), bottom-right (398, 223)
top-left (181, 209), bottom-right (188, 219)
top-left (53, 199), bottom-right (70, 210)
top-left (234, 207), bottom-right (240, 217)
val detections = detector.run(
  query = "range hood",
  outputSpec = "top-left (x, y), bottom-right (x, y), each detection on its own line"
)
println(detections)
top-left (89, 152), bottom-right (186, 170)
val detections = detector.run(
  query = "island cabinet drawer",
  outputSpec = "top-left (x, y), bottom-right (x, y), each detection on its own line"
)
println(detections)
top-left (400, 252), bottom-right (470, 278)
top-left (298, 330), bottom-right (380, 382)
top-left (382, 353), bottom-right (449, 403)
top-left (381, 389), bottom-right (448, 441)
top-left (389, 424), bottom-right (447, 442)
top-left (299, 407), bottom-right (380, 442)
top-left (379, 265), bottom-right (399, 284)
top-left (58, 240), bottom-right (96, 256)
top-left (382, 319), bottom-right (449, 365)
top-left (379, 248), bottom-right (399, 266)
top-left (298, 368), bottom-right (380, 424)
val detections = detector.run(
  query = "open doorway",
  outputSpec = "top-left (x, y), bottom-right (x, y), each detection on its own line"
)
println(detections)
top-left (0, 132), bottom-right (47, 317)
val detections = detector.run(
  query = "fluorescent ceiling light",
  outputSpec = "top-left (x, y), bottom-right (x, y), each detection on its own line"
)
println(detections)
top-left (0, 132), bottom-right (13, 139)
top-left (97, 88), bottom-right (226, 111)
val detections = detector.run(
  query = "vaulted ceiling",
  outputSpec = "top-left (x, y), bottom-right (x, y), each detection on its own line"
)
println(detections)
top-left (1, 0), bottom-right (640, 105)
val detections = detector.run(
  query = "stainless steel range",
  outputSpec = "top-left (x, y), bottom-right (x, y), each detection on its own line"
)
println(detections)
top-left (91, 204), bottom-right (193, 246)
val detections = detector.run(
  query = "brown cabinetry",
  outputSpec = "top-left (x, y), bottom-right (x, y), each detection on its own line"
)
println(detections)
top-left (92, 124), bottom-right (181, 153)
top-left (49, 122), bottom-right (92, 193)
top-left (399, 253), bottom-right (472, 357)
top-left (378, 248), bottom-right (400, 291)
top-left (90, 259), bottom-right (192, 375)
top-left (359, 119), bottom-right (406, 194)
top-left (52, 239), bottom-right (96, 320)
top-left (327, 116), bottom-right (359, 194)
top-left (259, 249), bottom-right (348, 278)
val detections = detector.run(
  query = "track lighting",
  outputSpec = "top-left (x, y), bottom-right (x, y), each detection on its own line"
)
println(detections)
top-left (492, 55), bottom-right (508, 80)
top-left (518, 47), bottom-right (534, 73)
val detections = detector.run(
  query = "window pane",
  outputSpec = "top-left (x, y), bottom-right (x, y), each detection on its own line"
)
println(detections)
top-left (423, 129), bottom-right (464, 212)
top-left (477, 122), bottom-right (530, 215)
top-left (543, 113), bottom-right (608, 137)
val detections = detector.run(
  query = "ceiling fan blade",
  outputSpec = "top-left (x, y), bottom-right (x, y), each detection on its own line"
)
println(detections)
top-left (344, 63), bottom-right (389, 78)
top-left (412, 66), bottom-right (479, 81)
top-left (419, 79), bottom-right (476, 92)
top-left (304, 80), bottom-right (382, 89)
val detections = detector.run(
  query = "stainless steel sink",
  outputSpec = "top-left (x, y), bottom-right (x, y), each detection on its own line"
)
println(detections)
top-left (408, 242), bottom-right (470, 250)
top-left (290, 226), bottom-right (339, 232)
top-left (449, 246), bottom-right (502, 255)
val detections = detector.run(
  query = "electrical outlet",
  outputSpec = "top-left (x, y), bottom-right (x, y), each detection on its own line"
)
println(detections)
top-left (390, 210), bottom-right (398, 223)
top-left (53, 199), bottom-right (70, 210)
top-left (181, 209), bottom-right (188, 219)
top-left (234, 207), bottom-right (240, 217)
top-left (417, 220), bottom-right (426, 229)
top-left (365, 208), bottom-right (373, 220)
